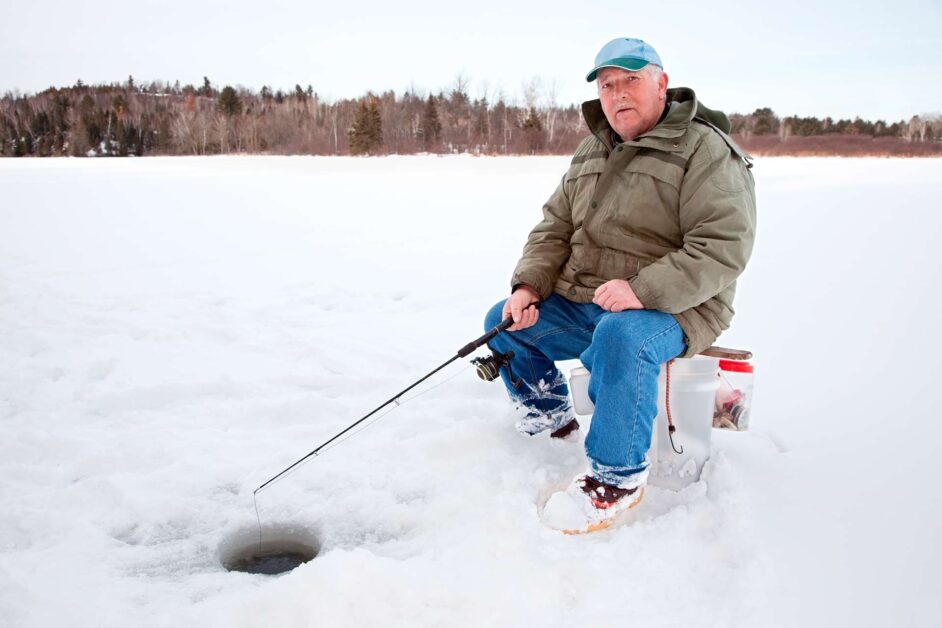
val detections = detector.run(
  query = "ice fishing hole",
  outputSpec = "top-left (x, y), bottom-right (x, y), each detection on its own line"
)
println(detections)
top-left (219, 526), bottom-right (320, 575)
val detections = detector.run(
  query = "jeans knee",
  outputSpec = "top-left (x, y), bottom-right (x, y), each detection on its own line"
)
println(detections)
top-left (594, 314), bottom-right (641, 350)
top-left (591, 313), bottom-right (667, 365)
top-left (485, 299), bottom-right (507, 331)
top-left (592, 312), bottom-right (681, 365)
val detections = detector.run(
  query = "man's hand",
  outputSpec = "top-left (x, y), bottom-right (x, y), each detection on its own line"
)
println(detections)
top-left (502, 286), bottom-right (541, 331)
top-left (593, 279), bottom-right (645, 312)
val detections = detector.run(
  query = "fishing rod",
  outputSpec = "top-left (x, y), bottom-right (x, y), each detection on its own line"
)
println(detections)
top-left (254, 306), bottom-right (535, 495)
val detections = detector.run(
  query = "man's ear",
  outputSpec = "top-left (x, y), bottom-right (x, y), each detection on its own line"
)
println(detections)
top-left (659, 72), bottom-right (669, 99)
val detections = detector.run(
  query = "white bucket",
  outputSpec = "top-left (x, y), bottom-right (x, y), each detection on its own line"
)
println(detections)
top-left (568, 356), bottom-right (720, 490)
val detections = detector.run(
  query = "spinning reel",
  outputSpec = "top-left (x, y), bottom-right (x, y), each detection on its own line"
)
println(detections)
top-left (471, 349), bottom-right (515, 383)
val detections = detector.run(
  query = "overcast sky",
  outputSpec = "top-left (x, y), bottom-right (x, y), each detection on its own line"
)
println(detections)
top-left (2, 0), bottom-right (939, 121)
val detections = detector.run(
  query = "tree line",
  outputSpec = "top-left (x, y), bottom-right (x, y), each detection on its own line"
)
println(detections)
top-left (1, 77), bottom-right (939, 157)
top-left (729, 107), bottom-right (941, 156)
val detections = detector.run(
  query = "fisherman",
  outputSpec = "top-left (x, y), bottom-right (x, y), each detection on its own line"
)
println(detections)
top-left (484, 37), bottom-right (756, 531)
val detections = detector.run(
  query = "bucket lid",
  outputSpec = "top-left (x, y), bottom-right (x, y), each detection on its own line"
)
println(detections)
top-left (719, 359), bottom-right (754, 373)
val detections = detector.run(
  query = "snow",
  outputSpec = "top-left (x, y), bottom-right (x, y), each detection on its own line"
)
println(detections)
top-left (678, 458), bottom-right (698, 479)
top-left (539, 482), bottom-right (588, 532)
top-left (1, 155), bottom-right (941, 627)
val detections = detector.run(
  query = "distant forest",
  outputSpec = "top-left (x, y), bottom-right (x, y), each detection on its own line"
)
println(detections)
top-left (2, 77), bottom-right (940, 157)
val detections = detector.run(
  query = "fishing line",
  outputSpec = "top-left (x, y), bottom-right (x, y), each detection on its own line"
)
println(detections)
top-left (252, 362), bottom-right (474, 551)
top-left (248, 310), bottom-right (530, 553)
top-left (315, 363), bottom-right (472, 457)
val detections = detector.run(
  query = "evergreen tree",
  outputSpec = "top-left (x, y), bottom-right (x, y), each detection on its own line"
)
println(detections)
top-left (474, 97), bottom-right (490, 147)
top-left (418, 94), bottom-right (442, 151)
top-left (751, 108), bottom-right (779, 135)
top-left (20, 127), bottom-right (34, 155)
top-left (348, 95), bottom-right (383, 155)
top-left (522, 106), bottom-right (544, 153)
top-left (783, 115), bottom-right (823, 136)
top-left (12, 130), bottom-right (26, 156)
top-left (218, 86), bottom-right (242, 116)
top-left (851, 117), bottom-right (874, 135)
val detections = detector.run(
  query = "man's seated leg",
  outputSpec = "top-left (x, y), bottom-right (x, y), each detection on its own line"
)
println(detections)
top-left (484, 294), bottom-right (595, 435)
top-left (579, 309), bottom-right (686, 487)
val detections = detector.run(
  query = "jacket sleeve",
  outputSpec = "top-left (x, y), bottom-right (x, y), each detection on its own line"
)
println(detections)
top-left (510, 173), bottom-right (574, 299)
top-left (628, 136), bottom-right (756, 313)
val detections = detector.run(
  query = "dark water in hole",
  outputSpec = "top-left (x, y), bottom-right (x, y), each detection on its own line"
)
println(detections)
top-left (229, 550), bottom-right (310, 575)
top-left (221, 528), bottom-right (319, 576)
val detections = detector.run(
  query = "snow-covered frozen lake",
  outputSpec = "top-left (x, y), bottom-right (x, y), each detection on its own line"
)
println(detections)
top-left (1, 155), bottom-right (940, 627)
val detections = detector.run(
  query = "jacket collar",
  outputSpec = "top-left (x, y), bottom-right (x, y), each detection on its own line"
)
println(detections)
top-left (581, 87), bottom-right (701, 152)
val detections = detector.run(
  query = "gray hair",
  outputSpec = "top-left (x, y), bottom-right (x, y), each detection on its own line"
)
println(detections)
top-left (645, 64), bottom-right (663, 80)
top-left (596, 63), bottom-right (663, 87)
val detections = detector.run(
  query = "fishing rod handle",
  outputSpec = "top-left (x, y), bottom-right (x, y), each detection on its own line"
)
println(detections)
top-left (456, 318), bottom-right (509, 358)
top-left (456, 301), bottom-right (540, 358)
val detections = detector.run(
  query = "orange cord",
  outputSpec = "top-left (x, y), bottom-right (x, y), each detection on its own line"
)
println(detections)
top-left (665, 359), bottom-right (683, 454)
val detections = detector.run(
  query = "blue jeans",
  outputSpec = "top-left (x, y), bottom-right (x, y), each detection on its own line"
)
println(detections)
top-left (484, 294), bottom-right (686, 488)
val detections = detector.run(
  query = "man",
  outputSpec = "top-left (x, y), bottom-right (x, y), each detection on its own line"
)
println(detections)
top-left (484, 37), bottom-right (756, 532)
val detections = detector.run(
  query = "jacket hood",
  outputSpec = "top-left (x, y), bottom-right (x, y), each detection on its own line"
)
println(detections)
top-left (582, 87), bottom-right (731, 150)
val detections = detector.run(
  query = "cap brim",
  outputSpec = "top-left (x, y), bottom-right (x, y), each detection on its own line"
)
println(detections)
top-left (585, 57), bottom-right (650, 82)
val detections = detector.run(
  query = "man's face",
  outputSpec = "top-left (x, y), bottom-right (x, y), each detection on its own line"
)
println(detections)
top-left (597, 66), bottom-right (669, 141)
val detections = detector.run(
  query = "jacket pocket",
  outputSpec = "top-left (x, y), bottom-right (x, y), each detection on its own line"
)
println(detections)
top-left (606, 166), bottom-right (683, 250)
top-left (624, 150), bottom-right (686, 189)
top-left (565, 160), bottom-right (606, 228)
top-left (597, 247), bottom-right (642, 281)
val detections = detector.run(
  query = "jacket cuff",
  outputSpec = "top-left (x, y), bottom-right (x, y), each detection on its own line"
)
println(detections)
top-left (628, 275), bottom-right (659, 309)
top-left (512, 282), bottom-right (540, 296)
top-left (511, 272), bottom-right (551, 300)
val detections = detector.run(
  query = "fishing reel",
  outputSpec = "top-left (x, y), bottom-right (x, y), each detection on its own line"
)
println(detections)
top-left (471, 349), bottom-right (514, 382)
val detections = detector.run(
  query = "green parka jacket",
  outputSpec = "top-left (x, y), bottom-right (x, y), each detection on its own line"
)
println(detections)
top-left (511, 87), bottom-right (756, 357)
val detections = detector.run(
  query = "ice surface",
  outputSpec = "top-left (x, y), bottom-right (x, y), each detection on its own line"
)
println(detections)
top-left (1, 155), bottom-right (941, 627)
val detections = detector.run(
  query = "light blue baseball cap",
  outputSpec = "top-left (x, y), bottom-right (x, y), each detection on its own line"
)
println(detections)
top-left (585, 37), bottom-right (663, 82)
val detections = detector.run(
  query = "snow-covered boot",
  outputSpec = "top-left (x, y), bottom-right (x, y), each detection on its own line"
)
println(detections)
top-left (549, 418), bottom-right (580, 440)
top-left (540, 474), bottom-right (645, 534)
top-left (514, 408), bottom-right (578, 438)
